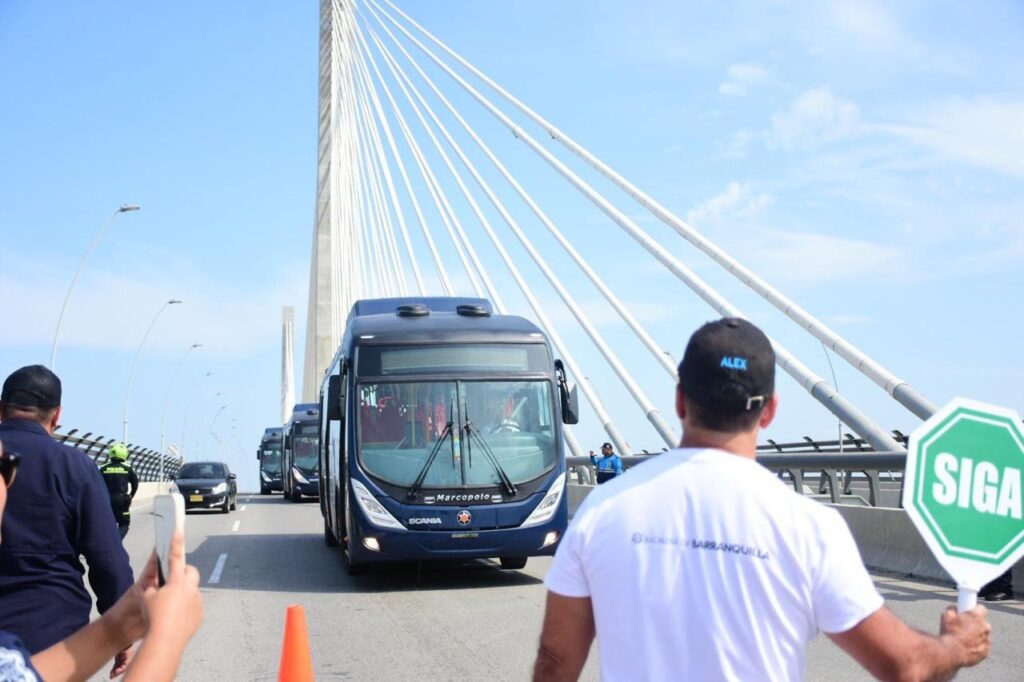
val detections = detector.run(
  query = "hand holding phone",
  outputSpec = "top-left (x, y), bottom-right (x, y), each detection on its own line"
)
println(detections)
top-left (153, 494), bottom-right (185, 586)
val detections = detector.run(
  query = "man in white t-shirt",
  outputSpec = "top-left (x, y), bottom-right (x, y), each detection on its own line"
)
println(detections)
top-left (533, 318), bottom-right (992, 681)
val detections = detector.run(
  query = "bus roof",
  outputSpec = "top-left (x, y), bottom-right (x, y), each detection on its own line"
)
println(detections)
top-left (287, 402), bottom-right (319, 427)
top-left (345, 297), bottom-right (546, 346)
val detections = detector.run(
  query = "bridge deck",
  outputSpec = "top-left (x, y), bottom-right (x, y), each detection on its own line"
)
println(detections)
top-left (98, 494), bottom-right (1022, 681)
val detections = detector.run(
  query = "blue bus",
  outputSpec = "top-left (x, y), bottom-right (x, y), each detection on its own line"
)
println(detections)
top-left (318, 297), bottom-right (579, 574)
top-left (257, 427), bottom-right (284, 495)
top-left (283, 403), bottom-right (321, 502)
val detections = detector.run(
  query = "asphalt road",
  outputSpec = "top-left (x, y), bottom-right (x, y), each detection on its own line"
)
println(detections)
top-left (102, 493), bottom-right (1022, 681)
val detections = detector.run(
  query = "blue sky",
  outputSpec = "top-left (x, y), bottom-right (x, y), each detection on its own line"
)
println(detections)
top-left (1, 1), bottom-right (1022, 492)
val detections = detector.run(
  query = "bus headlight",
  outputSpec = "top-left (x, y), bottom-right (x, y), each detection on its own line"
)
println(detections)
top-left (292, 468), bottom-right (309, 485)
top-left (261, 471), bottom-right (272, 482)
top-left (521, 473), bottom-right (566, 528)
top-left (351, 479), bottom-right (404, 530)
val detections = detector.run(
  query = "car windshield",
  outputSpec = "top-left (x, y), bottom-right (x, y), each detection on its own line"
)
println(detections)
top-left (292, 424), bottom-right (319, 469)
top-left (357, 380), bottom-right (556, 489)
top-left (179, 463), bottom-right (226, 479)
top-left (260, 450), bottom-right (282, 474)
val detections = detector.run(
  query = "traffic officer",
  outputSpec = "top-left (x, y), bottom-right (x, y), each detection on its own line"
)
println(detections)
top-left (100, 442), bottom-right (139, 539)
top-left (589, 442), bottom-right (623, 484)
top-left (0, 365), bottom-right (135, 675)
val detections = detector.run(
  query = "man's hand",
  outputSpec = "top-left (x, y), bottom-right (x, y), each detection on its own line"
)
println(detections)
top-left (940, 605), bottom-right (992, 668)
top-left (110, 645), bottom-right (134, 678)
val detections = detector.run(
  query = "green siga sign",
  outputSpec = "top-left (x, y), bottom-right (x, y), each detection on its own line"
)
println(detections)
top-left (905, 398), bottom-right (1024, 590)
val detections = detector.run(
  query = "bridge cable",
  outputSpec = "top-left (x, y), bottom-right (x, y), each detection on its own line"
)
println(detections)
top-left (353, 22), bottom-right (492, 302)
top-left (364, 0), bottom-right (902, 454)
top-left (363, 18), bottom-right (678, 447)
top-left (375, 0), bottom-right (937, 424)
top-left (361, 7), bottom-right (678, 383)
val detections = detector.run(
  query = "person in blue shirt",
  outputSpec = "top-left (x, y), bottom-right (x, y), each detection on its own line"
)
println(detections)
top-left (590, 442), bottom-right (623, 484)
top-left (0, 365), bottom-right (135, 674)
top-left (0, 434), bottom-right (205, 681)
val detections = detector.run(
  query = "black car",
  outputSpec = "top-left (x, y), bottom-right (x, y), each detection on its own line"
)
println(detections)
top-left (173, 461), bottom-right (237, 513)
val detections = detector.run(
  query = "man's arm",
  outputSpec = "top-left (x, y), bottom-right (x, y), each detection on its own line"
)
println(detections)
top-left (613, 457), bottom-right (623, 475)
top-left (127, 466), bottom-right (139, 499)
top-left (532, 592), bottom-right (595, 682)
top-left (828, 605), bottom-right (991, 682)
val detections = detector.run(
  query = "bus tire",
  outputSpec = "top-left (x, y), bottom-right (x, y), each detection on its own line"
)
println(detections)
top-left (260, 486), bottom-right (269, 495)
top-left (290, 487), bottom-right (301, 503)
top-left (324, 517), bottom-right (339, 547)
top-left (499, 556), bottom-right (527, 570)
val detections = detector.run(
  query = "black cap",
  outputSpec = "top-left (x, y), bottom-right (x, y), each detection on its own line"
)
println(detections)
top-left (2, 365), bottom-right (62, 408)
top-left (601, 442), bottom-right (613, 450)
top-left (678, 318), bottom-right (775, 412)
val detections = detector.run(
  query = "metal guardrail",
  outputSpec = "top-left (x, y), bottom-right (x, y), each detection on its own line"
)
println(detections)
top-left (52, 428), bottom-right (181, 482)
top-left (569, 431), bottom-right (910, 508)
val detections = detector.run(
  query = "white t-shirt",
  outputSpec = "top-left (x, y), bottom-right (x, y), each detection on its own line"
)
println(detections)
top-left (545, 448), bottom-right (883, 681)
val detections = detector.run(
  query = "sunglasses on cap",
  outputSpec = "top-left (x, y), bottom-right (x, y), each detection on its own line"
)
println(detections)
top-left (1, 451), bottom-right (19, 488)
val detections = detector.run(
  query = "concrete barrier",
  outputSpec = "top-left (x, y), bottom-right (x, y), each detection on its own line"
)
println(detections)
top-left (567, 483), bottom-right (1022, 593)
top-left (130, 482), bottom-right (173, 507)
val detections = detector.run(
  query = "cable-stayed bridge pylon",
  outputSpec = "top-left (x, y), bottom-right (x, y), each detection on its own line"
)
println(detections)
top-left (303, 0), bottom-right (935, 456)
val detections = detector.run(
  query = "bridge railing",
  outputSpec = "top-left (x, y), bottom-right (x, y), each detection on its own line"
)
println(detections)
top-left (570, 431), bottom-right (909, 508)
top-left (52, 428), bottom-right (181, 482)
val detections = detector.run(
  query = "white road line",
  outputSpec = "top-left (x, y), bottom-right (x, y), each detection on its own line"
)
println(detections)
top-left (208, 553), bottom-right (228, 584)
top-left (231, 520), bottom-right (240, 532)
top-left (240, 505), bottom-right (247, 512)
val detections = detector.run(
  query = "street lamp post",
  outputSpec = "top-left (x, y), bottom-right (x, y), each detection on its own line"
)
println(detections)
top-left (50, 204), bottom-right (140, 370)
top-left (159, 343), bottom-right (201, 485)
top-left (180, 372), bottom-right (213, 462)
top-left (206, 405), bottom-right (227, 458)
top-left (122, 299), bottom-right (182, 443)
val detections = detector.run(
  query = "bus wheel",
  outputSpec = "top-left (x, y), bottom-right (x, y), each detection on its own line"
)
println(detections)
top-left (324, 517), bottom-right (338, 547)
top-left (289, 487), bottom-right (301, 503)
top-left (260, 486), bottom-right (269, 495)
top-left (499, 556), bottom-right (527, 570)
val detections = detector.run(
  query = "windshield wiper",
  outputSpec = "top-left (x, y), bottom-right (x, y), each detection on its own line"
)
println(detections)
top-left (407, 417), bottom-right (454, 500)
top-left (463, 420), bottom-right (517, 497)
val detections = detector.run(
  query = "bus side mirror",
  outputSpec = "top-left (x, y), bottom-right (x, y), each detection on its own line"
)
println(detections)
top-left (555, 359), bottom-right (580, 425)
top-left (256, 449), bottom-right (261, 460)
top-left (326, 374), bottom-right (342, 421)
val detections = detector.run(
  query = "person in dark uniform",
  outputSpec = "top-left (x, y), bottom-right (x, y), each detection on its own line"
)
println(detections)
top-left (100, 442), bottom-right (138, 539)
top-left (0, 365), bottom-right (135, 676)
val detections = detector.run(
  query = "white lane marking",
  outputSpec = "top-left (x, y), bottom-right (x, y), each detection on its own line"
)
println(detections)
top-left (231, 520), bottom-right (240, 532)
top-left (208, 553), bottom-right (228, 584)
top-left (240, 505), bottom-right (247, 512)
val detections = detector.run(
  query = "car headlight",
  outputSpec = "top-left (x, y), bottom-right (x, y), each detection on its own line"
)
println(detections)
top-left (169, 484), bottom-right (180, 495)
top-left (292, 468), bottom-right (309, 485)
top-left (351, 479), bottom-right (404, 530)
top-left (521, 473), bottom-right (566, 528)
top-left (212, 482), bottom-right (227, 494)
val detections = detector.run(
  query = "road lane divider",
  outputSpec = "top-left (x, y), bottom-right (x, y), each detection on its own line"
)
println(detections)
top-left (232, 520), bottom-right (240, 532)
top-left (209, 553), bottom-right (228, 584)
top-left (240, 505), bottom-right (247, 512)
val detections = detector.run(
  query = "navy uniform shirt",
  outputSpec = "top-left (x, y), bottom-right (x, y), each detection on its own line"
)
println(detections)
top-left (0, 419), bottom-right (133, 653)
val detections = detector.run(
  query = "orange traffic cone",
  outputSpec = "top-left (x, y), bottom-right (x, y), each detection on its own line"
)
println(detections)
top-left (278, 605), bottom-right (314, 682)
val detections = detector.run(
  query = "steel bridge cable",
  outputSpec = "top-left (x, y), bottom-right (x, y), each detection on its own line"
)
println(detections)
top-left (364, 0), bottom-right (902, 455)
top-left (356, 21), bottom-right (508, 312)
top-left (349, 24), bottom-right (454, 296)
top-left (363, 21), bottom-right (679, 448)
top-left (353, 25), bottom-right (490, 301)
top-left (354, 69), bottom-right (426, 296)
top-left (357, 97), bottom-right (410, 297)
top-left (359, 12), bottom-right (678, 384)
top-left (354, 4), bottom-right (630, 458)
top-left (360, 25), bottom-right (508, 311)
top-left (376, 0), bottom-right (937, 424)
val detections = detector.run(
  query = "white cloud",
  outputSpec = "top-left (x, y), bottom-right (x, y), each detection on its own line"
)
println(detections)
top-left (721, 128), bottom-right (754, 158)
top-left (825, 1), bottom-right (913, 55)
top-left (767, 87), bottom-right (862, 150)
top-left (879, 98), bottom-right (1024, 178)
top-left (686, 182), bottom-right (773, 227)
top-left (755, 229), bottom-right (902, 286)
top-left (830, 313), bottom-right (871, 326)
top-left (718, 61), bottom-right (769, 97)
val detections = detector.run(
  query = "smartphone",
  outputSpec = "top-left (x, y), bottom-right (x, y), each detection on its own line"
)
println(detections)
top-left (153, 494), bottom-right (185, 587)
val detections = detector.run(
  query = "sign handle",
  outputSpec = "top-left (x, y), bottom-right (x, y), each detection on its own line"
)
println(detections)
top-left (957, 586), bottom-right (978, 612)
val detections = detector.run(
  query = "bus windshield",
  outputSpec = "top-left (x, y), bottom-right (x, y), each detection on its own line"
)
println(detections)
top-left (357, 380), bottom-right (556, 489)
top-left (260, 449), bottom-right (282, 474)
top-left (292, 424), bottom-right (319, 470)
